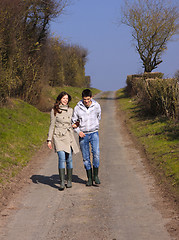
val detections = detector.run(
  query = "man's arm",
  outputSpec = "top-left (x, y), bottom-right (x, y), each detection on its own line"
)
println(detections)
top-left (72, 107), bottom-right (81, 134)
top-left (97, 103), bottom-right (101, 121)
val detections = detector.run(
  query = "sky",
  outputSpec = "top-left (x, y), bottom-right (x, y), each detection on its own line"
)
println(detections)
top-left (50, 0), bottom-right (179, 91)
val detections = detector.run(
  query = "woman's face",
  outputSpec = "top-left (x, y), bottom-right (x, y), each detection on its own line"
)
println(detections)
top-left (60, 95), bottom-right (68, 105)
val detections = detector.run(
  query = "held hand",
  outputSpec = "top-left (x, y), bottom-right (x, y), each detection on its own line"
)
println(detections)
top-left (79, 131), bottom-right (86, 138)
top-left (72, 121), bottom-right (80, 128)
top-left (47, 141), bottom-right (52, 150)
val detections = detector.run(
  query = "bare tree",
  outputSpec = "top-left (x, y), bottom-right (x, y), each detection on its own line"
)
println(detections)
top-left (22, 0), bottom-right (71, 49)
top-left (120, 0), bottom-right (179, 72)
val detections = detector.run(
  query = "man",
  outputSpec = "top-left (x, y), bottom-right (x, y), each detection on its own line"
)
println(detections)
top-left (72, 89), bottom-right (101, 186)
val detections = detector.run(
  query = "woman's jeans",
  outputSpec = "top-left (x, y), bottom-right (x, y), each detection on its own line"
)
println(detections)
top-left (79, 131), bottom-right (100, 170)
top-left (57, 150), bottom-right (73, 169)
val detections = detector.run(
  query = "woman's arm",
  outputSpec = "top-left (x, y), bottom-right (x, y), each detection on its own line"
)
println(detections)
top-left (47, 109), bottom-right (56, 149)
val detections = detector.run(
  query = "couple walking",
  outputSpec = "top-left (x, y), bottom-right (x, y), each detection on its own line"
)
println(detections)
top-left (47, 89), bottom-right (101, 190)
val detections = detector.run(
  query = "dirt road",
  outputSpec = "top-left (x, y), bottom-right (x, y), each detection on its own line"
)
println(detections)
top-left (0, 92), bottom-right (177, 240)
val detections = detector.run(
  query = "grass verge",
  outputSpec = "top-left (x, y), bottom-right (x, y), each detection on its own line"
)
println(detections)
top-left (0, 99), bottom-right (49, 184)
top-left (116, 88), bottom-right (179, 198)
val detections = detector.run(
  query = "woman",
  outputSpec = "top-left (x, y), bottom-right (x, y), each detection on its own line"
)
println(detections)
top-left (47, 91), bottom-right (79, 190)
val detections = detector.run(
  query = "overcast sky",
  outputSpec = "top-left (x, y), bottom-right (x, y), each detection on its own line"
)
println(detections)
top-left (50, 0), bottom-right (179, 91)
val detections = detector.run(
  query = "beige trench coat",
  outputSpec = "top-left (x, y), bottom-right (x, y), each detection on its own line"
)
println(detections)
top-left (47, 107), bottom-right (79, 154)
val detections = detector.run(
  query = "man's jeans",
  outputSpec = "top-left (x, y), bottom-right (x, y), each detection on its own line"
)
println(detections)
top-left (57, 150), bottom-right (73, 169)
top-left (79, 131), bottom-right (100, 170)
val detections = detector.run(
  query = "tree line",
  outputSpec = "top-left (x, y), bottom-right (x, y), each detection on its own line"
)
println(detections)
top-left (0, 0), bottom-right (90, 105)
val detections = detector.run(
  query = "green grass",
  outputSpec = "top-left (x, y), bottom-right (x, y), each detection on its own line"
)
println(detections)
top-left (0, 86), bottom-right (101, 185)
top-left (116, 88), bottom-right (179, 194)
top-left (0, 99), bottom-right (49, 184)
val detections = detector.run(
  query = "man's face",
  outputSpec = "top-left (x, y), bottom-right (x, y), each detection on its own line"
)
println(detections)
top-left (83, 96), bottom-right (92, 107)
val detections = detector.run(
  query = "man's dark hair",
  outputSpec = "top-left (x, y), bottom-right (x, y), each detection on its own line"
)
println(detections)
top-left (82, 89), bottom-right (92, 98)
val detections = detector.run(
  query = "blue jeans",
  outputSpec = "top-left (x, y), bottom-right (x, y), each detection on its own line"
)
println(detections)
top-left (57, 150), bottom-right (73, 169)
top-left (79, 132), bottom-right (100, 170)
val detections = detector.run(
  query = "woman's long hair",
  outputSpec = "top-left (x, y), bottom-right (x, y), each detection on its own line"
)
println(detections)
top-left (53, 91), bottom-right (71, 116)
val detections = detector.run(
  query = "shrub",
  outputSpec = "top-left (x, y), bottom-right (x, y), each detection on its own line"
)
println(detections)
top-left (142, 78), bottom-right (179, 119)
top-left (126, 73), bottom-right (179, 119)
top-left (126, 72), bottom-right (163, 96)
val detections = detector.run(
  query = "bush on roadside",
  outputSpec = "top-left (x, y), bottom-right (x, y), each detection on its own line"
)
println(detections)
top-left (141, 78), bottom-right (179, 119)
top-left (126, 72), bottom-right (163, 96)
top-left (126, 72), bottom-right (179, 119)
top-left (116, 88), bottom-right (179, 200)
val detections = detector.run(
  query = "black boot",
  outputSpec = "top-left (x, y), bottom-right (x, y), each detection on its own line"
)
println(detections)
top-left (86, 169), bottom-right (93, 186)
top-left (66, 168), bottom-right (73, 188)
top-left (93, 167), bottom-right (100, 184)
top-left (59, 168), bottom-right (65, 190)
